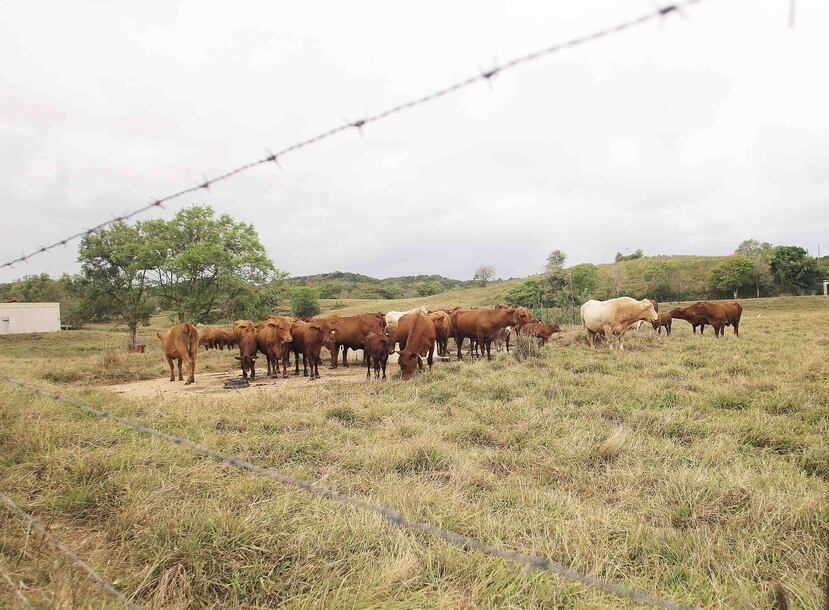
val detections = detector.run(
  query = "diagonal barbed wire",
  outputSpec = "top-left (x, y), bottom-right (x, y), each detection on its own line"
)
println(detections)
top-left (0, 491), bottom-right (142, 610)
top-left (0, 0), bottom-right (708, 271)
top-left (0, 561), bottom-right (34, 610)
top-left (1, 375), bottom-right (696, 610)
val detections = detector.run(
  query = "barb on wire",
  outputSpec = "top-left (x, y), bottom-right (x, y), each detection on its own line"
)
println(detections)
top-left (0, 562), bottom-right (33, 610)
top-left (2, 376), bottom-right (696, 610)
top-left (0, 491), bottom-right (141, 610)
top-left (0, 0), bottom-right (706, 271)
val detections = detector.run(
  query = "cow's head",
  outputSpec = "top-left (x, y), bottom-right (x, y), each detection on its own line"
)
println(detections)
top-left (235, 353), bottom-right (257, 375)
top-left (640, 299), bottom-right (659, 322)
top-left (513, 306), bottom-right (533, 327)
top-left (396, 350), bottom-right (419, 380)
top-left (267, 321), bottom-right (292, 345)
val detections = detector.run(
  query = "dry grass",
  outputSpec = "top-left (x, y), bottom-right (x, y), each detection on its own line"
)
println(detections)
top-left (0, 296), bottom-right (828, 608)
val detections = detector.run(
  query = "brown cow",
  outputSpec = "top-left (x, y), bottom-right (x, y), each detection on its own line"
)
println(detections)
top-left (513, 306), bottom-right (534, 330)
top-left (256, 316), bottom-right (294, 378)
top-left (521, 321), bottom-right (561, 346)
top-left (290, 319), bottom-right (330, 380)
top-left (451, 305), bottom-right (517, 361)
top-left (651, 311), bottom-right (673, 335)
top-left (364, 331), bottom-right (395, 379)
top-left (233, 320), bottom-right (258, 379)
top-left (156, 322), bottom-right (198, 384)
top-left (722, 301), bottom-right (743, 336)
top-left (325, 313), bottom-right (385, 368)
top-left (198, 325), bottom-right (236, 350)
top-left (428, 311), bottom-right (452, 357)
top-left (669, 302), bottom-right (732, 337)
top-left (396, 311), bottom-right (436, 380)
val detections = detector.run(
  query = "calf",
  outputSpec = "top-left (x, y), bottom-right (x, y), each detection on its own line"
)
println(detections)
top-left (651, 311), bottom-right (673, 335)
top-left (521, 321), bottom-right (561, 346)
top-left (156, 322), bottom-right (198, 384)
top-left (396, 311), bottom-right (436, 380)
top-left (233, 320), bottom-right (258, 379)
top-left (364, 332), bottom-right (395, 379)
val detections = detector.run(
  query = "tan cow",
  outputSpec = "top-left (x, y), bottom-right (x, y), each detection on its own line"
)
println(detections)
top-left (580, 297), bottom-right (658, 350)
top-left (156, 322), bottom-right (198, 384)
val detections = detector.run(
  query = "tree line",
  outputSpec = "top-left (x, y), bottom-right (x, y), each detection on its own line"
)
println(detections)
top-left (504, 241), bottom-right (827, 319)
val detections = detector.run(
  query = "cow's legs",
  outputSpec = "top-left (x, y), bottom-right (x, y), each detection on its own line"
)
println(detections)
top-left (302, 353), bottom-right (308, 376)
top-left (586, 329), bottom-right (595, 348)
top-left (602, 325), bottom-right (614, 350)
top-left (176, 358), bottom-right (183, 381)
top-left (733, 321), bottom-right (739, 336)
top-left (281, 352), bottom-right (290, 378)
top-left (294, 351), bottom-right (300, 376)
top-left (181, 354), bottom-right (194, 384)
top-left (330, 344), bottom-right (338, 369)
top-left (666, 321), bottom-right (672, 336)
top-left (366, 355), bottom-right (372, 379)
top-left (166, 356), bottom-right (175, 381)
top-left (342, 346), bottom-right (349, 367)
top-left (505, 332), bottom-right (510, 353)
top-left (381, 356), bottom-right (387, 379)
top-left (427, 343), bottom-right (434, 370)
top-left (455, 336), bottom-right (464, 360)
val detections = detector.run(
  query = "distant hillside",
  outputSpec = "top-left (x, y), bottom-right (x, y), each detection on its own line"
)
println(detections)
top-left (594, 254), bottom-right (731, 299)
top-left (286, 271), bottom-right (480, 299)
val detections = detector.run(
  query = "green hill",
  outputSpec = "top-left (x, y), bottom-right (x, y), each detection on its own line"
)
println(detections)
top-left (285, 271), bottom-right (478, 300)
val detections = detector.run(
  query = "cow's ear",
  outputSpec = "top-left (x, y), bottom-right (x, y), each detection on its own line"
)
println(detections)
top-left (309, 324), bottom-right (320, 330)
top-left (234, 356), bottom-right (241, 360)
top-left (252, 356), bottom-right (257, 360)
top-left (156, 332), bottom-right (162, 339)
top-left (267, 322), bottom-right (277, 328)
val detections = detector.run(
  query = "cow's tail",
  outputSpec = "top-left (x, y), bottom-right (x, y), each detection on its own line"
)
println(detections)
top-left (185, 323), bottom-right (199, 359)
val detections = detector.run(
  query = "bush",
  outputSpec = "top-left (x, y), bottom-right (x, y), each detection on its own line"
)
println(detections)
top-left (290, 287), bottom-right (320, 317)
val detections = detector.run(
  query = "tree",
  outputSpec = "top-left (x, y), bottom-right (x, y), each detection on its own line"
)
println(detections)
top-left (504, 279), bottom-right (546, 308)
top-left (735, 239), bottom-right (774, 297)
top-left (545, 250), bottom-right (567, 274)
top-left (143, 206), bottom-right (276, 323)
top-left (644, 261), bottom-right (676, 301)
top-left (291, 286), bottom-right (320, 317)
top-left (473, 265), bottom-right (496, 286)
top-left (770, 246), bottom-right (821, 294)
top-left (417, 281), bottom-right (442, 297)
top-left (709, 255), bottom-right (755, 298)
top-left (609, 263), bottom-right (627, 297)
top-left (614, 248), bottom-right (644, 262)
top-left (78, 222), bottom-right (155, 347)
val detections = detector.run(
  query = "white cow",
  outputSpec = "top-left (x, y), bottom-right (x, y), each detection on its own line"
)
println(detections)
top-left (580, 297), bottom-right (658, 350)
top-left (385, 306), bottom-right (429, 331)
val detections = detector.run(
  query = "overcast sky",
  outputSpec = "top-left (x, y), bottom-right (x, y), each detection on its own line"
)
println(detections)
top-left (2, 0), bottom-right (827, 283)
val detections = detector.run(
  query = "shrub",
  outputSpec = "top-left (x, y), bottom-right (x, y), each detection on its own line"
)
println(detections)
top-left (290, 287), bottom-right (320, 317)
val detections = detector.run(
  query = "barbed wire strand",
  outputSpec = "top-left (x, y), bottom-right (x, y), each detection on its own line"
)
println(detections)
top-left (0, 491), bottom-right (142, 610)
top-left (0, 561), bottom-right (34, 610)
top-left (0, 0), bottom-right (708, 271)
top-left (2, 376), bottom-right (696, 610)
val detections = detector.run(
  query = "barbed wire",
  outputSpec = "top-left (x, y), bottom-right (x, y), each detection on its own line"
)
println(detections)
top-left (0, 491), bottom-right (142, 610)
top-left (0, 0), bottom-right (708, 272)
top-left (2, 375), bottom-right (696, 610)
top-left (0, 561), bottom-right (33, 610)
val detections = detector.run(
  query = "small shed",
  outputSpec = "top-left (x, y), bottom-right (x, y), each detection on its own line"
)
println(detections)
top-left (0, 302), bottom-right (61, 335)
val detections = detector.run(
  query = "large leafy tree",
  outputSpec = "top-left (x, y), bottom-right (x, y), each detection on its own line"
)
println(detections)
top-left (709, 255), bottom-right (755, 298)
top-left (770, 245), bottom-right (820, 294)
top-left (735, 239), bottom-right (774, 297)
top-left (291, 286), bottom-right (320, 317)
top-left (78, 222), bottom-right (156, 346)
top-left (143, 206), bottom-right (276, 322)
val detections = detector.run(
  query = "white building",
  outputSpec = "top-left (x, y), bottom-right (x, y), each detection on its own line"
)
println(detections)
top-left (0, 302), bottom-right (61, 335)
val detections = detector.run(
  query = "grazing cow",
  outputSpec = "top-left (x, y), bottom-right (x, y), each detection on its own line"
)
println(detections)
top-left (364, 332), bottom-right (395, 379)
top-left (633, 299), bottom-right (659, 330)
top-left (580, 297), bottom-right (658, 350)
top-left (396, 311), bottom-right (436, 380)
top-left (428, 311), bottom-right (453, 357)
top-left (198, 325), bottom-right (236, 350)
top-left (451, 305), bottom-right (517, 360)
top-left (233, 320), bottom-right (258, 379)
top-left (255, 316), bottom-right (294, 378)
top-left (156, 322), bottom-right (198, 384)
top-left (290, 319), bottom-right (330, 380)
top-left (651, 311), bottom-right (673, 335)
top-left (326, 313), bottom-right (386, 368)
top-left (669, 301), bottom-right (739, 338)
top-left (520, 321), bottom-right (561, 346)
top-left (385, 306), bottom-right (428, 331)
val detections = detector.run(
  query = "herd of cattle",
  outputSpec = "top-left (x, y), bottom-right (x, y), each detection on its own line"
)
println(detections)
top-left (154, 297), bottom-right (743, 385)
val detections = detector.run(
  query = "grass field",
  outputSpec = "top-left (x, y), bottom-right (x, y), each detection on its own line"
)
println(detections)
top-left (1, 296), bottom-right (828, 608)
